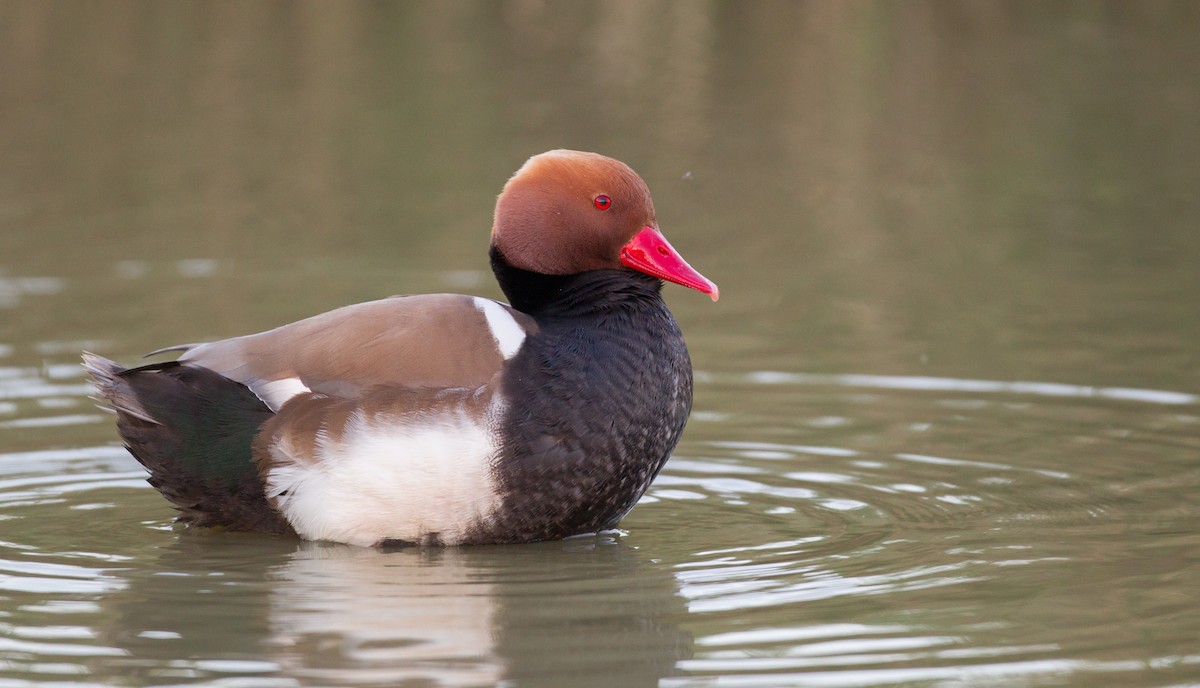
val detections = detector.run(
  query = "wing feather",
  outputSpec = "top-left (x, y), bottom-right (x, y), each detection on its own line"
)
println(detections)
top-left (172, 294), bottom-right (535, 409)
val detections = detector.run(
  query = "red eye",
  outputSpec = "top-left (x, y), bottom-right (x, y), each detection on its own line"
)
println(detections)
top-left (593, 194), bottom-right (612, 210)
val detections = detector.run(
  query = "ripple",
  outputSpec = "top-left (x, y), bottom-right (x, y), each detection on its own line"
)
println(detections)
top-left (661, 656), bottom-right (1190, 687)
top-left (639, 368), bottom-right (1200, 686)
top-left (0, 366), bottom-right (94, 400)
top-left (0, 566), bottom-right (125, 595)
top-left (891, 451), bottom-right (1070, 479)
top-left (0, 635), bottom-right (126, 657)
top-left (0, 275), bottom-right (66, 308)
top-left (0, 414), bottom-right (107, 430)
top-left (738, 371), bottom-right (1200, 406)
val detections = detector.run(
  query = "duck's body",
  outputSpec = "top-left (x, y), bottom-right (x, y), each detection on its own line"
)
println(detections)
top-left (85, 150), bottom-right (717, 547)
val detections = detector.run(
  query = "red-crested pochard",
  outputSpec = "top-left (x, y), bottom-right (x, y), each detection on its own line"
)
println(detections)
top-left (84, 150), bottom-right (718, 547)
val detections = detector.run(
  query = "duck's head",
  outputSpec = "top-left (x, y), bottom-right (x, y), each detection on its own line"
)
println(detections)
top-left (491, 150), bottom-right (718, 301)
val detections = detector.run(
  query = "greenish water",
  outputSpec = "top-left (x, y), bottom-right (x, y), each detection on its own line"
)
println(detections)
top-left (3, 2), bottom-right (1199, 686)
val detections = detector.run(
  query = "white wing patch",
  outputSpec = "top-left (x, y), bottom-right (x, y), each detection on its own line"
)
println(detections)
top-left (473, 297), bottom-right (527, 360)
top-left (254, 377), bottom-right (313, 411)
top-left (264, 398), bottom-right (504, 547)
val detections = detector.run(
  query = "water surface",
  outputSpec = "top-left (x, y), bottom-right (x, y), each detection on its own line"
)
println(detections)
top-left (2, 3), bottom-right (1199, 686)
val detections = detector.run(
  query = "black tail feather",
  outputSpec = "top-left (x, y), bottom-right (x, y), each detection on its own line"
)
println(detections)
top-left (83, 352), bottom-right (294, 535)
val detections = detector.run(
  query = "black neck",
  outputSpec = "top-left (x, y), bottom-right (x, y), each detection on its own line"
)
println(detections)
top-left (489, 245), bottom-right (664, 317)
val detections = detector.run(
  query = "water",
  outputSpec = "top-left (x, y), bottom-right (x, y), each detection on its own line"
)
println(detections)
top-left (3, 2), bottom-right (1199, 686)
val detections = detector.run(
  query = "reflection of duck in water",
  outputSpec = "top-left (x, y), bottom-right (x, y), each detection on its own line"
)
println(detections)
top-left (272, 538), bottom-right (691, 687)
top-left (96, 535), bottom-right (691, 687)
top-left (84, 150), bottom-right (718, 546)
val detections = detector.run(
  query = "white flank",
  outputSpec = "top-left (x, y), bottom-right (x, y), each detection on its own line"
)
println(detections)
top-left (473, 297), bottom-right (526, 359)
top-left (254, 377), bottom-right (312, 411)
top-left (264, 397), bottom-right (504, 547)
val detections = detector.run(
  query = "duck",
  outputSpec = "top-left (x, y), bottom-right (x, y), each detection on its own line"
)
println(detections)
top-left (83, 150), bottom-right (718, 547)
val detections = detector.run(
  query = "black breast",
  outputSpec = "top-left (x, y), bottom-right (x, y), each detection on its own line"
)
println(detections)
top-left (478, 255), bottom-right (693, 543)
